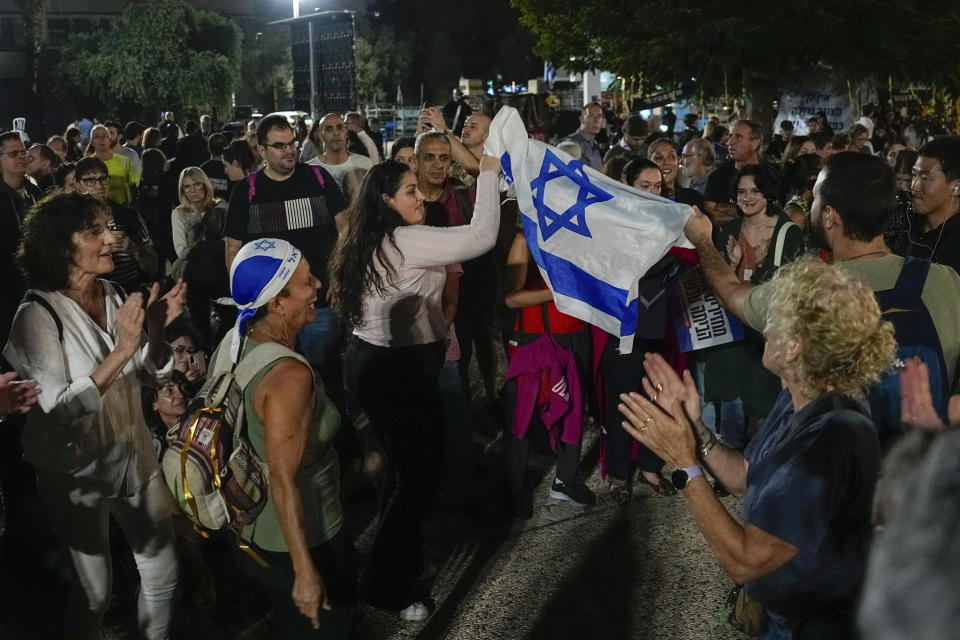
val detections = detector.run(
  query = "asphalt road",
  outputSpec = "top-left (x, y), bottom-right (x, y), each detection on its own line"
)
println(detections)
top-left (0, 354), bottom-right (750, 640)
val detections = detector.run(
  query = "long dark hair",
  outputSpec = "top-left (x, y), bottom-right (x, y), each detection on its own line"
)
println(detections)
top-left (329, 160), bottom-right (410, 327)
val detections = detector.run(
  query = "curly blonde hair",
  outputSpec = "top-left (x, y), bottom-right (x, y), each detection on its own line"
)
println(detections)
top-left (765, 257), bottom-right (896, 400)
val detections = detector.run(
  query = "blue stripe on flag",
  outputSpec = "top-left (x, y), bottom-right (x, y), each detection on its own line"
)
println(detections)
top-left (522, 215), bottom-right (638, 337)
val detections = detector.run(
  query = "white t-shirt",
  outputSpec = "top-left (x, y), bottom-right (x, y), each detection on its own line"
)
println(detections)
top-left (308, 153), bottom-right (373, 202)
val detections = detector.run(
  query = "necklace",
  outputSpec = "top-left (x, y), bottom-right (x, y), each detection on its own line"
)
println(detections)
top-left (839, 250), bottom-right (889, 262)
top-left (248, 324), bottom-right (289, 346)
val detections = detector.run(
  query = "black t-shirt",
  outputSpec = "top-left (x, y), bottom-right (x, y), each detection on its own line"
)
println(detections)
top-left (105, 201), bottom-right (153, 294)
top-left (200, 158), bottom-right (229, 200)
top-left (766, 135), bottom-right (788, 160)
top-left (906, 212), bottom-right (960, 277)
top-left (703, 161), bottom-right (738, 204)
top-left (666, 185), bottom-right (704, 210)
top-left (223, 163), bottom-right (347, 289)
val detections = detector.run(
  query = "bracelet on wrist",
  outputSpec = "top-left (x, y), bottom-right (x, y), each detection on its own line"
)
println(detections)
top-left (698, 431), bottom-right (719, 459)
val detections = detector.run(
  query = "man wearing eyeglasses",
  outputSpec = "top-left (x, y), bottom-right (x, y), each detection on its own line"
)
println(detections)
top-left (680, 137), bottom-right (717, 195)
top-left (224, 114), bottom-right (348, 372)
top-left (74, 156), bottom-right (158, 294)
top-left (90, 124), bottom-right (138, 205)
top-left (0, 130), bottom-right (43, 342)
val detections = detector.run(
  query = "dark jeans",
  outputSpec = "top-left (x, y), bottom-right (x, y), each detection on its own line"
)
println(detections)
top-left (601, 336), bottom-right (665, 480)
top-left (503, 328), bottom-right (590, 495)
top-left (345, 338), bottom-right (445, 607)
top-left (234, 527), bottom-right (357, 640)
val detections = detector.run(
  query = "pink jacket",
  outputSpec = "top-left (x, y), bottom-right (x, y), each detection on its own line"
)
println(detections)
top-left (505, 334), bottom-right (583, 449)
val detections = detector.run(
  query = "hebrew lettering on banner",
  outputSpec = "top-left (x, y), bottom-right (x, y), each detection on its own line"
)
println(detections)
top-left (673, 266), bottom-right (745, 352)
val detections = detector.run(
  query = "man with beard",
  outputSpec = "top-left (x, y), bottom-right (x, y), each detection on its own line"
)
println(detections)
top-left (686, 152), bottom-right (960, 445)
top-left (224, 114), bottom-right (348, 370)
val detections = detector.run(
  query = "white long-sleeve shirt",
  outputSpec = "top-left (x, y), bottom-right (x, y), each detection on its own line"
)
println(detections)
top-left (171, 200), bottom-right (226, 258)
top-left (3, 282), bottom-right (171, 494)
top-left (353, 171), bottom-right (500, 347)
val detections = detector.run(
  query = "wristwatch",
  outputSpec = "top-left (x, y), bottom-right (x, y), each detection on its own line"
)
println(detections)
top-left (671, 464), bottom-right (703, 490)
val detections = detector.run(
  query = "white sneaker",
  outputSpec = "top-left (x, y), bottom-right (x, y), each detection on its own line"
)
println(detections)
top-left (399, 601), bottom-right (430, 621)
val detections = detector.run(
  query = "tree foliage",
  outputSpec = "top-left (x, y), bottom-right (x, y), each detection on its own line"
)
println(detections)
top-left (512, 0), bottom-right (960, 109)
top-left (57, 0), bottom-right (241, 119)
top-left (240, 23), bottom-right (293, 110)
top-left (361, 0), bottom-right (541, 104)
top-left (355, 20), bottom-right (414, 104)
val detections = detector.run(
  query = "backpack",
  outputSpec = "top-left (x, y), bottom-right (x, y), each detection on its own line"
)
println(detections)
top-left (246, 164), bottom-right (326, 204)
top-left (161, 337), bottom-right (313, 539)
top-left (868, 257), bottom-right (949, 450)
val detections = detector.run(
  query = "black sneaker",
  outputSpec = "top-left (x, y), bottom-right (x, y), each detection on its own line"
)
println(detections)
top-left (549, 478), bottom-right (596, 507)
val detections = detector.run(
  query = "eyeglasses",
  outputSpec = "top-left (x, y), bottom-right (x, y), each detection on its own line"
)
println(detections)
top-left (2, 150), bottom-right (26, 158)
top-left (262, 141), bottom-right (297, 151)
top-left (79, 175), bottom-right (110, 187)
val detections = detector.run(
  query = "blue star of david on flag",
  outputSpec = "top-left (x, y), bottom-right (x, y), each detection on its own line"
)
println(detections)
top-left (500, 152), bottom-right (514, 185)
top-left (529, 149), bottom-right (613, 241)
top-left (253, 239), bottom-right (276, 252)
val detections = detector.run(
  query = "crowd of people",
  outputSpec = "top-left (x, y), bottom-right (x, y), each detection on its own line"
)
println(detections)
top-left (0, 94), bottom-right (957, 640)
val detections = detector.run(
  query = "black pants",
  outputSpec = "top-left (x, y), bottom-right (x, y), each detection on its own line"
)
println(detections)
top-left (234, 527), bottom-right (357, 640)
top-left (601, 336), bottom-right (665, 480)
top-left (345, 338), bottom-right (445, 608)
top-left (456, 251), bottom-right (499, 400)
top-left (503, 328), bottom-right (590, 496)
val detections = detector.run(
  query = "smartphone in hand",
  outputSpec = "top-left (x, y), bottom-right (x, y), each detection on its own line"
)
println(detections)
top-left (188, 352), bottom-right (207, 376)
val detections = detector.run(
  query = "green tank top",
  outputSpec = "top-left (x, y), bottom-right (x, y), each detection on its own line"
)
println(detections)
top-left (239, 338), bottom-right (343, 552)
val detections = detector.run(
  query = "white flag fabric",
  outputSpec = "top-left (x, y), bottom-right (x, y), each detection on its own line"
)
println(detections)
top-left (484, 106), bottom-right (693, 354)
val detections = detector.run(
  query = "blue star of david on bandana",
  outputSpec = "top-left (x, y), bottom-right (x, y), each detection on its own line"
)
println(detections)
top-left (529, 149), bottom-right (613, 241)
top-left (253, 239), bottom-right (276, 252)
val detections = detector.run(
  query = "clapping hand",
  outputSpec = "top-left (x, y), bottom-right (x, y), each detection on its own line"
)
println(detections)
top-left (116, 293), bottom-right (146, 356)
top-left (641, 352), bottom-right (702, 426)
top-left (900, 358), bottom-right (960, 432)
top-left (725, 235), bottom-right (742, 267)
top-left (145, 280), bottom-right (188, 331)
top-left (619, 390), bottom-right (698, 469)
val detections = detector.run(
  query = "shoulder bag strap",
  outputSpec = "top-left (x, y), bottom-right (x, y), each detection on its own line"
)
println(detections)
top-left (22, 290), bottom-right (63, 342)
top-left (246, 172), bottom-right (258, 204)
top-left (309, 164), bottom-right (326, 188)
top-left (773, 221), bottom-right (798, 268)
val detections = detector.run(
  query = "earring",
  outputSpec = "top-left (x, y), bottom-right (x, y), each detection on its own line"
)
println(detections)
top-left (280, 315), bottom-right (291, 347)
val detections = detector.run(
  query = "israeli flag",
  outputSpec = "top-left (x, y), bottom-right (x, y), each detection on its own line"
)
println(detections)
top-left (484, 107), bottom-right (693, 354)
top-left (544, 62), bottom-right (557, 86)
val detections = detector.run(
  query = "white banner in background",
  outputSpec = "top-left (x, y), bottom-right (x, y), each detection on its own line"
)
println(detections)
top-left (776, 88), bottom-right (853, 135)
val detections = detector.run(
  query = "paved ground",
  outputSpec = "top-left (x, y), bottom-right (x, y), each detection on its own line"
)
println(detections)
top-left (0, 355), bottom-right (750, 640)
